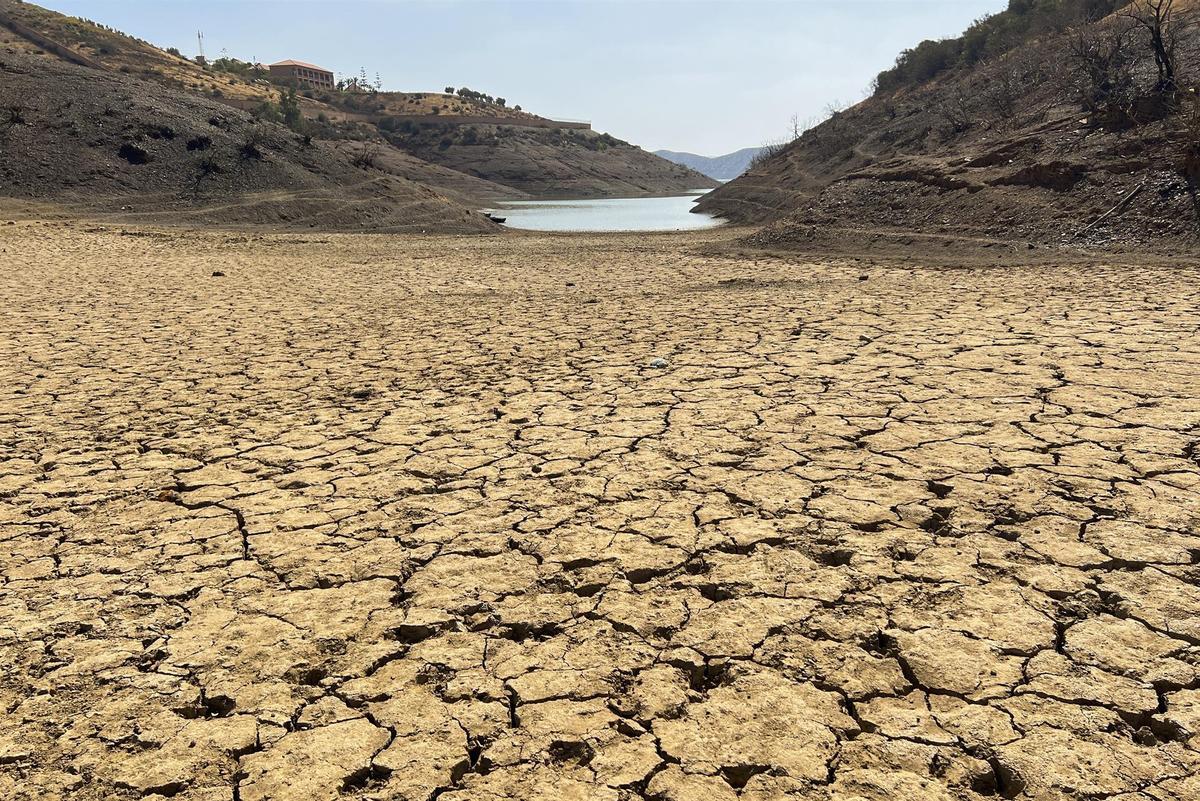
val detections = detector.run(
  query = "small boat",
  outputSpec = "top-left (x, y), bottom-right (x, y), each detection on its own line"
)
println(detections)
top-left (484, 213), bottom-right (507, 224)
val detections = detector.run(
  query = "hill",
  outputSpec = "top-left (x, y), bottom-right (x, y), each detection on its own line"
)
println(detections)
top-left (0, 48), bottom-right (494, 231)
top-left (697, 0), bottom-right (1200, 251)
top-left (0, 0), bottom-right (711, 204)
top-left (654, 147), bottom-right (765, 180)
top-left (386, 124), bottom-right (716, 198)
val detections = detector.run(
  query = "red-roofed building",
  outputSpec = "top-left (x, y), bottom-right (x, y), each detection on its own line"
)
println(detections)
top-left (268, 60), bottom-right (334, 89)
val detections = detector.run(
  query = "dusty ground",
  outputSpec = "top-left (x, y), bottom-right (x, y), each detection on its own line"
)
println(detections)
top-left (1, 221), bottom-right (1199, 801)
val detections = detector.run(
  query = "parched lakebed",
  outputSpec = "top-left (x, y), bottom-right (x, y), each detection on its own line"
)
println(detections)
top-left (2, 222), bottom-right (1200, 801)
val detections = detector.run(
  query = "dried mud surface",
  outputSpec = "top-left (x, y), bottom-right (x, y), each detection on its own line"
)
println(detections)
top-left (2, 222), bottom-right (1199, 801)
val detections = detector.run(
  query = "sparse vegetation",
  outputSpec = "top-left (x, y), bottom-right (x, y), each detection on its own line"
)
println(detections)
top-left (117, 143), bottom-right (149, 164)
top-left (280, 88), bottom-right (304, 132)
top-left (451, 86), bottom-right (514, 109)
top-left (749, 139), bottom-right (789, 170)
top-left (252, 89), bottom-right (308, 135)
top-left (874, 0), bottom-right (1125, 94)
top-left (1068, 22), bottom-right (1137, 124)
top-left (239, 131), bottom-right (265, 161)
top-left (209, 56), bottom-right (262, 80)
top-left (192, 154), bottom-right (223, 192)
top-left (1120, 0), bottom-right (1184, 94)
top-left (1065, 0), bottom-right (1196, 126)
top-left (936, 92), bottom-right (976, 134)
top-left (982, 50), bottom-right (1044, 120)
top-left (350, 142), bottom-right (380, 168)
top-left (1181, 91), bottom-right (1200, 227)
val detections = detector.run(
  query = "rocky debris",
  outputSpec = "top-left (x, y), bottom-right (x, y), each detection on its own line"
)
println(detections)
top-left (0, 223), bottom-right (1198, 800)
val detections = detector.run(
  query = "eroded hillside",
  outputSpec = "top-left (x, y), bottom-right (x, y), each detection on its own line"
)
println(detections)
top-left (385, 124), bottom-right (716, 198)
top-left (0, 0), bottom-right (712, 205)
top-left (0, 50), bottom-right (494, 231)
top-left (699, 0), bottom-right (1200, 250)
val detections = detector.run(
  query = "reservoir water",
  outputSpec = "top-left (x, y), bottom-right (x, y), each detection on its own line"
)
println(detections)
top-left (485, 190), bottom-right (723, 233)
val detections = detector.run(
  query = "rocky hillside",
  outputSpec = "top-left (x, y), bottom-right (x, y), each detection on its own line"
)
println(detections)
top-left (384, 123), bottom-right (716, 198)
top-left (655, 147), bottom-right (765, 180)
top-left (698, 0), bottom-right (1200, 250)
top-left (1, 0), bottom-right (710, 204)
top-left (0, 0), bottom-right (310, 107)
top-left (0, 49), bottom-right (494, 231)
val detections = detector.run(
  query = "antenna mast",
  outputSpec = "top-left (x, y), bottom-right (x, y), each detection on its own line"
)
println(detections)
top-left (197, 30), bottom-right (205, 60)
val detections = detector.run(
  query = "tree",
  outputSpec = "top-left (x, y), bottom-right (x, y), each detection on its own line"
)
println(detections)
top-left (1068, 23), bottom-right (1136, 122)
top-left (280, 88), bottom-right (304, 133)
top-left (790, 113), bottom-right (804, 140)
top-left (872, 0), bottom-right (1127, 95)
top-left (1120, 0), bottom-right (1188, 93)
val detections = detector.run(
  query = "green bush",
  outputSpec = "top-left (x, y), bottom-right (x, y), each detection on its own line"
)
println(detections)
top-left (280, 88), bottom-right (304, 132)
top-left (874, 0), bottom-right (1125, 93)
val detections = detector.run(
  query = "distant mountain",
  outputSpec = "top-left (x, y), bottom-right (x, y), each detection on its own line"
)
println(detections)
top-left (653, 147), bottom-right (765, 181)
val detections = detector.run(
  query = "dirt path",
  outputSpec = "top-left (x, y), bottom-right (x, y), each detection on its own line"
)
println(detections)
top-left (2, 221), bottom-right (1199, 801)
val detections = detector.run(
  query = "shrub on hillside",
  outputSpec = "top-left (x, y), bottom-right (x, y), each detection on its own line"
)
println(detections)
top-left (1068, 23), bottom-right (1137, 123)
top-left (1181, 93), bottom-right (1200, 226)
top-left (239, 131), bottom-right (265, 160)
top-left (874, 0), bottom-right (1126, 94)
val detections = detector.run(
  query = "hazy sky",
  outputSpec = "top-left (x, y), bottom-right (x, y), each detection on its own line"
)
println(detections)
top-left (42, 0), bottom-right (1004, 155)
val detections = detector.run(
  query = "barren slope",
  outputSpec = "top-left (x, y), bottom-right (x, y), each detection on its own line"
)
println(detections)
top-left (387, 124), bottom-right (718, 198)
top-left (3, 0), bottom-right (712, 202)
top-left (698, 8), bottom-right (1200, 249)
top-left (0, 0), bottom-right (302, 105)
top-left (334, 141), bottom-right (530, 204)
top-left (0, 50), bottom-right (494, 231)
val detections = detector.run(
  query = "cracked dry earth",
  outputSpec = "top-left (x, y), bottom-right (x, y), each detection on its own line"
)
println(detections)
top-left (2, 221), bottom-right (1200, 801)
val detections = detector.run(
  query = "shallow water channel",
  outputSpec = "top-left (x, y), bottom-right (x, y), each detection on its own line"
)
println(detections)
top-left (485, 190), bottom-right (723, 232)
